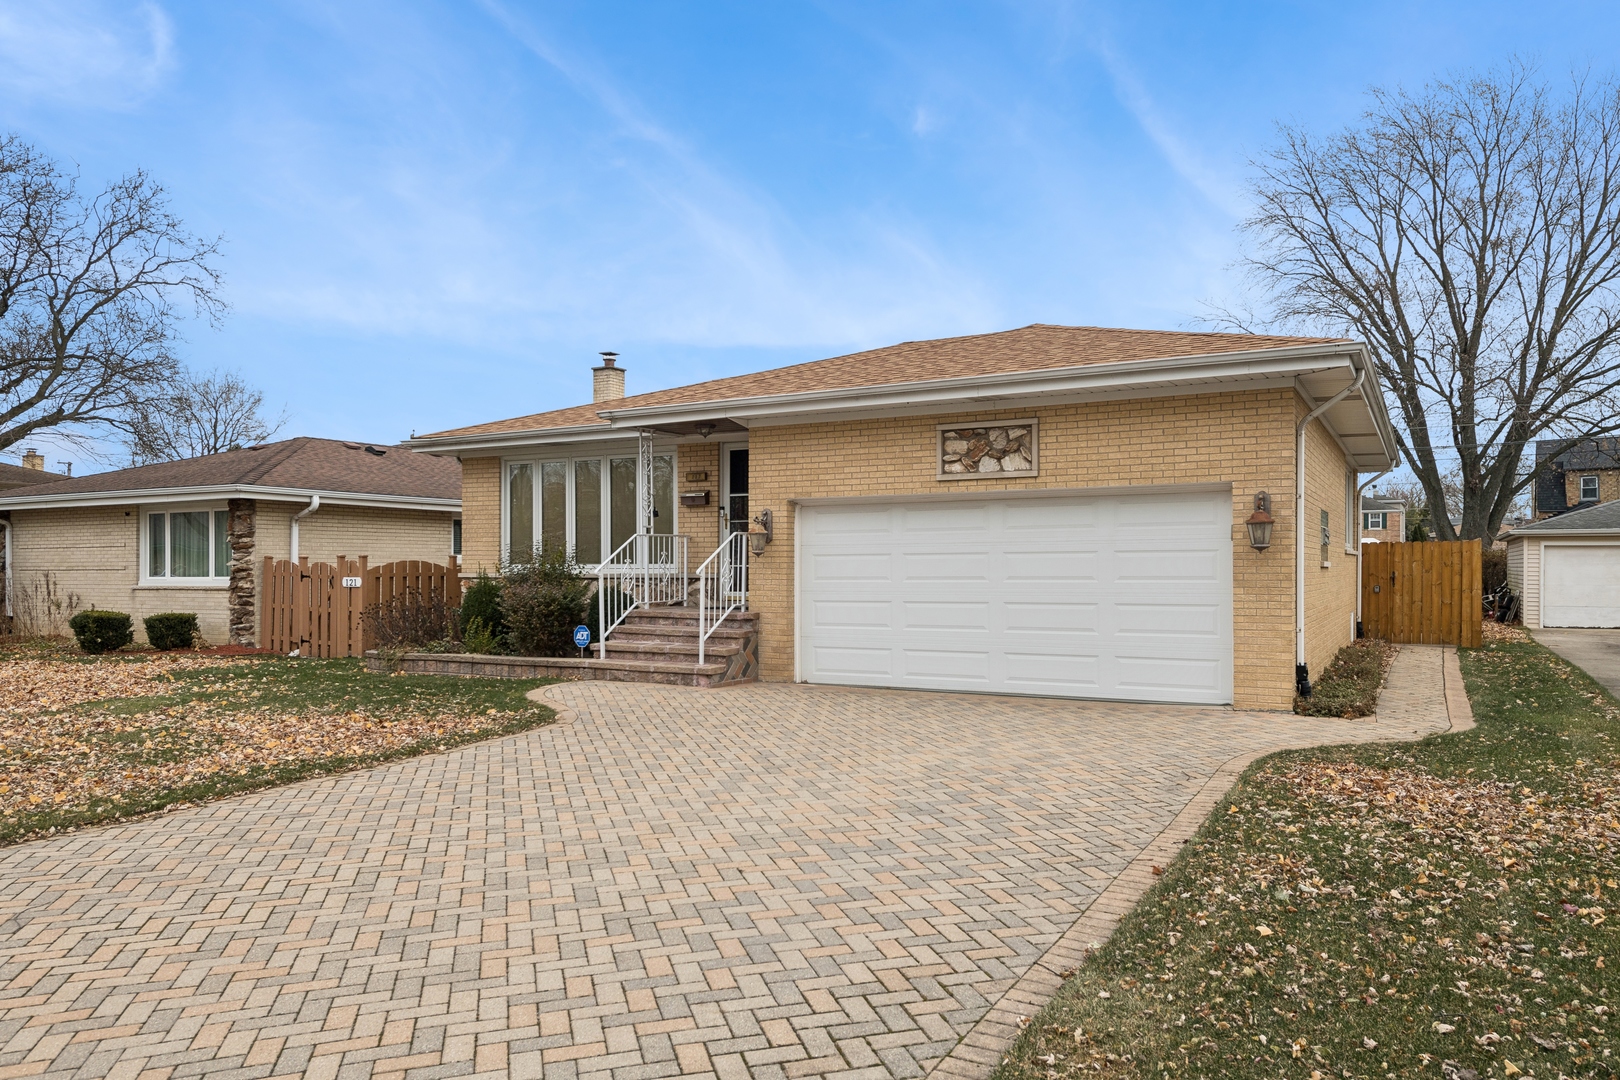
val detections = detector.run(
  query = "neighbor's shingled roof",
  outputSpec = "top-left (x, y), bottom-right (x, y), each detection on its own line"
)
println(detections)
top-left (1514, 497), bottom-right (1620, 533)
top-left (2, 438), bottom-right (460, 502)
top-left (0, 461), bottom-right (67, 490)
top-left (423, 323), bottom-right (1349, 440)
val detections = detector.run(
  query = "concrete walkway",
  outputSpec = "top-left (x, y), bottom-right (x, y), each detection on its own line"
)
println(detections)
top-left (1532, 628), bottom-right (1620, 700)
top-left (0, 651), bottom-right (1463, 1080)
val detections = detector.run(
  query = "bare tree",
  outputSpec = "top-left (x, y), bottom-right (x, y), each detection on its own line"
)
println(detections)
top-left (1240, 64), bottom-right (1620, 541)
top-left (0, 134), bottom-right (223, 454)
top-left (125, 367), bottom-right (286, 464)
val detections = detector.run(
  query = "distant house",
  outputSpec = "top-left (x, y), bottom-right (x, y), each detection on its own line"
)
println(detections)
top-left (1534, 438), bottom-right (1620, 519)
top-left (1360, 492), bottom-right (1406, 542)
top-left (0, 438), bottom-right (460, 646)
top-left (0, 449), bottom-right (67, 492)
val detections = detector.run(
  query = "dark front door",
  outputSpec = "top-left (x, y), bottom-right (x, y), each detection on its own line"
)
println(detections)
top-left (725, 447), bottom-right (749, 533)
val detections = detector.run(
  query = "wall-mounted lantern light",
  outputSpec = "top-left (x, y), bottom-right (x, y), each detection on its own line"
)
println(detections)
top-left (1245, 492), bottom-right (1275, 551)
top-left (748, 508), bottom-right (773, 556)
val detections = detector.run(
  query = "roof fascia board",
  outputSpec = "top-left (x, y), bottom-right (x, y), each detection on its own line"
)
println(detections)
top-left (598, 346), bottom-right (1362, 427)
top-left (408, 425), bottom-right (633, 456)
top-left (0, 484), bottom-right (461, 513)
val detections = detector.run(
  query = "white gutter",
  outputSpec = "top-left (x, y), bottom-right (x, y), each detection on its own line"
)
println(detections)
top-left (290, 495), bottom-right (320, 561)
top-left (1354, 468), bottom-right (1394, 630)
top-left (1296, 364), bottom-right (1368, 688)
top-left (0, 484), bottom-right (460, 513)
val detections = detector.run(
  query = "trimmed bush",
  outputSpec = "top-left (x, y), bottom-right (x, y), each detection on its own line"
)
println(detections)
top-left (499, 547), bottom-right (592, 657)
top-left (68, 609), bottom-right (134, 654)
top-left (462, 616), bottom-right (500, 656)
top-left (143, 612), bottom-right (199, 651)
top-left (458, 572), bottom-right (506, 643)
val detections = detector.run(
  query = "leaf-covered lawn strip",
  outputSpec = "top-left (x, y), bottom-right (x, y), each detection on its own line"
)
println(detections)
top-left (1297, 639), bottom-right (1398, 718)
top-left (994, 638), bottom-right (1620, 1080)
top-left (0, 654), bottom-right (556, 845)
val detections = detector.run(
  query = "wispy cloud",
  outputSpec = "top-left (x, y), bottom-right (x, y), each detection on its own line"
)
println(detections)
top-left (0, 0), bottom-right (174, 108)
top-left (1083, 27), bottom-right (1249, 219)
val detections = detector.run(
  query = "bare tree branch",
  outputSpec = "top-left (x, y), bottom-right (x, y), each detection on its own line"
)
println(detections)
top-left (1238, 63), bottom-right (1620, 540)
top-left (0, 134), bottom-right (224, 454)
top-left (124, 367), bottom-right (286, 464)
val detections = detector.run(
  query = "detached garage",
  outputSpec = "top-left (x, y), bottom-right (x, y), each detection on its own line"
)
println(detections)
top-left (1506, 501), bottom-right (1620, 628)
top-left (796, 487), bottom-right (1234, 704)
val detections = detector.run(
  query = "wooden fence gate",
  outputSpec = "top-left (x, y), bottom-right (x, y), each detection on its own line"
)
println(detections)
top-left (1359, 540), bottom-right (1482, 647)
top-left (262, 556), bottom-right (462, 657)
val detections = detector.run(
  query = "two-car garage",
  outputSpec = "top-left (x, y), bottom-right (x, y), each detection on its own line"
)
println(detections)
top-left (795, 488), bottom-right (1235, 705)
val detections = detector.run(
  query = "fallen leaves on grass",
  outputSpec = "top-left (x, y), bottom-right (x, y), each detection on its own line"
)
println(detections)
top-left (0, 656), bottom-right (238, 714)
top-left (1482, 620), bottom-right (1531, 645)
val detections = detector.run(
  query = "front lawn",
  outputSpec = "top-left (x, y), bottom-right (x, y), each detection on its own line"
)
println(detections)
top-left (0, 648), bottom-right (555, 844)
top-left (994, 636), bottom-right (1620, 1080)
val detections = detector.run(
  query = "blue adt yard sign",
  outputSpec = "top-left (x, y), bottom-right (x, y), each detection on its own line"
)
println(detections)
top-left (573, 625), bottom-right (592, 649)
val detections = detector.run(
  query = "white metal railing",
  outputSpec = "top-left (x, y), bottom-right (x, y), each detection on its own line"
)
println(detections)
top-left (597, 532), bottom-right (689, 658)
top-left (696, 531), bottom-right (749, 664)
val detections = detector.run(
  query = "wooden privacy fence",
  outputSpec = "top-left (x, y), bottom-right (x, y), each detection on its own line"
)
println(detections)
top-left (262, 556), bottom-right (462, 657)
top-left (1360, 540), bottom-right (1482, 647)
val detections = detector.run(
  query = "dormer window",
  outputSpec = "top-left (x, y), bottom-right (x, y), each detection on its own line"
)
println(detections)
top-left (1582, 475), bottom-right (1600, 501)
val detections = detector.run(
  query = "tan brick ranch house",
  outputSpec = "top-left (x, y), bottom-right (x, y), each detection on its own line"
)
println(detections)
top-left (0, 438), bottom-right (461, 646)
top-left (410, 325), bottom-right (1399, 710)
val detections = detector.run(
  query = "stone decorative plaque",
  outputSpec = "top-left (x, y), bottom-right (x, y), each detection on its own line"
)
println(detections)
top-left (938, 419), bottom-right (1038, 479)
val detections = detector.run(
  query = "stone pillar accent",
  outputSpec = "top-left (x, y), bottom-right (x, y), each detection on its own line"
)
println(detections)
top-left (227, 499), bottom-right (257, 645)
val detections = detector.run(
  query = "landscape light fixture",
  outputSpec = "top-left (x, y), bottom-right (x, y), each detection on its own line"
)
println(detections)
top-left (1245, 492), bottom-right (1275, 551)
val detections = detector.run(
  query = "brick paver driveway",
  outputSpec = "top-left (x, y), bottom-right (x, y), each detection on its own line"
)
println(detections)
top-left (0, 678), bottom-right (1446, 1080)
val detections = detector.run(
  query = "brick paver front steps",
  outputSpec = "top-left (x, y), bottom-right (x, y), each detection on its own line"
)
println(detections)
top-left (370, 606), bottom-right (761, 687)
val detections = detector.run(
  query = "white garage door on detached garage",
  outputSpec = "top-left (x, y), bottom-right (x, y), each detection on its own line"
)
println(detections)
top-left (1542, 544), bottom-right (1620, 628)
top-left (796, 488), bottom-right (1234, 704)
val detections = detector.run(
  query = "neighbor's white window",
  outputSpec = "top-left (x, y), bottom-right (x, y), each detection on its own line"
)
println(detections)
top-left (504, 453), bottom-right (675, 565)
top-left (143, 506), bottom-right (230, 583)
top-left (1582, 475), bottom-right (1600, 501)
top-left (1363, 512), bottom-right (1386, 531)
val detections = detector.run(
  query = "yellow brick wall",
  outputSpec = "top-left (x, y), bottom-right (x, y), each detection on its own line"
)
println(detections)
top-left (459, 457), bottom-right (502, 574)
top-left (1301, 411), bottom-right (1359, 683)
top-left (747, 387), bottom-right (1311, 710)
top-left (1360, 509), bottom-right (1403, 543)
top-left (677, 442), bottom-right (723, 559)
top-left (9, 505), bottom-right (232, 643)
top-left (1564, 469), bottom-right (1620, 507)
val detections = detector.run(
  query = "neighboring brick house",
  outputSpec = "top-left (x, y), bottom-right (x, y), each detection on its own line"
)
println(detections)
top-left (0, 438), bottom-right (460, 646)
top-left (411, 324), bottom-right (1400, 710)
top-left (1534, 438), bottom-right (1620, 519)
top-left (1359, 492), bottom-right (1406, 542)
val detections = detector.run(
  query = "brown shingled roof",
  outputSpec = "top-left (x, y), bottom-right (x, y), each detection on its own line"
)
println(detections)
top-left (1, 438), bottom-right (459, 502)
top-left (0, 461), bottom-right (68, 490)
top-left (423, 323), bottom-right (1347, 440)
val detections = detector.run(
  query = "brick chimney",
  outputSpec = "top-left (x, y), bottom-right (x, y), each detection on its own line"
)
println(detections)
top-left (593, 351), bottom-right (625, 402)
top-left (20, 448), bottom-right (43, 471)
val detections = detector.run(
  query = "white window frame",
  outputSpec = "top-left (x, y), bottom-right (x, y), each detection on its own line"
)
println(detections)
top-left (1582, 475), bottom-right (1600, 501)
top-left (139, 503), bottom-right (231, 587)
top-left (1344, 469), bottom-right (1357, 553)
top-left (501, 450), bottom-right (678, 568)
top-left (1363, 511), bottom-right (1386, 531)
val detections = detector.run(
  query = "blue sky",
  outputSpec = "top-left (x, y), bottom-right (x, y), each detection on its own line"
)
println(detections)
top-left (0, 1), bottom-right (1614, 471)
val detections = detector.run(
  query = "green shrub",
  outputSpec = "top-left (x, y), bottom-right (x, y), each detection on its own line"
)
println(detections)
top-left (459, 572), bottom-right (506, 641)
top-left (68, 610), bottom-right (134, 654)
top-left (499, 547), bottom-right (593, 657)
top-left (143, 612), bottom-right (198, 651)
top-left (1295, 637), bottom-right (1396, 717)
top-left (462, 616), bottom-right (500, 655)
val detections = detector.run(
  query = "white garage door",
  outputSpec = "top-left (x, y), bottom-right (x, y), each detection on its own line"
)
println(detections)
top-left (1542, 544), bottom-right (1620, 628)
top-left (797, 489), bottom-right (1234, 704)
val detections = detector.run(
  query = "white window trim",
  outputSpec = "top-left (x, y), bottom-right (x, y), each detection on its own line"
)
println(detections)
top-left (501, 450), bottom-right (679, 568)
top-left (1582, 475), bottom-right (1600, 501)
top-left (139, 502), bottom-right (232, 587)
top-left (1344, 469), bottom-right (1357, 553)
top-left (1363, 511), bottom-right (1386, 531)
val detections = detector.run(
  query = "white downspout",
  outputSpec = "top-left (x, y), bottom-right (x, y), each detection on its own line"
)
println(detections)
top-left (1296, 364), bottom-right (1368, 690)
top-left (290, 495), bottom-right (320, 561)
top-left (1354, 469), bottom-right (1392, 631)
